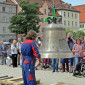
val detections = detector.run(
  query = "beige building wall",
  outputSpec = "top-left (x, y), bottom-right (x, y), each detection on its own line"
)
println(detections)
top-left (57, 10), bottom-right (79, 31)
top-left (80, 22), bottom-right (85, 32)
top-left (39, 2), bottom-right (48, 32)
top-left (0, 2), bottom-right (17, 41)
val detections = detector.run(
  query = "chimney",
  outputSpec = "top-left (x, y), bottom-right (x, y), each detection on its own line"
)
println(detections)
top-left (66, 3), bottom-right (68, 9)
top-left (70, 4), bottom-right (72, 9)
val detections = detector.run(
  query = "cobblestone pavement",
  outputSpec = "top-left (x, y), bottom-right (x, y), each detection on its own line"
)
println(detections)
top-left (0, 65), bottom-right (85, 85)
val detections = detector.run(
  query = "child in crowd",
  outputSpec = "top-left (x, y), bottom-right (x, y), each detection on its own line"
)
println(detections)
top-left (6, 45), bottom-right (12, 66)
top-left (72, 38), bottom-right (83, 76)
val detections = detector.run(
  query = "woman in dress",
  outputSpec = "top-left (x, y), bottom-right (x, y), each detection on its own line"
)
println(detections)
top-left (72, 38), bottom-right (83, 76)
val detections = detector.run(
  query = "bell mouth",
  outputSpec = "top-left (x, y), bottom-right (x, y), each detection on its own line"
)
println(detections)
top-left (40, 53), bottom-right (73, 58)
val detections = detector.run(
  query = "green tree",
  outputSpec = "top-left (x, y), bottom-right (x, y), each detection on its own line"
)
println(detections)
top-left (75, 30), bottom-right (85, 38)
top-left (66, 29), bottom-right (85, 38)
top-left (8, 0), bottom-right (40, 35)
top-left (66, 29), bottom-right (73, 36)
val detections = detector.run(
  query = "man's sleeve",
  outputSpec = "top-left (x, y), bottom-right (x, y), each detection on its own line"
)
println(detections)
top-left (31, 41), bottom-right (41, 59)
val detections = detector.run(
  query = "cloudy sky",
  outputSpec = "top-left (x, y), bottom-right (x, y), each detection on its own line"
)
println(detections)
top-left (62, 0), bottom-right (85, 6)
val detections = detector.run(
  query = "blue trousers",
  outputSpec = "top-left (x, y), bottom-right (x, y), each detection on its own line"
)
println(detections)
top-left (22, 57), bottom-right (36, 85)
top-left (2, 54), bottom-right (6, 64)
top-left (74, 57), bottom-right (82, 72)
top-left (69, 58), bottom-right (73, 66)
top-left (52, 58), bottom-right (58, 71)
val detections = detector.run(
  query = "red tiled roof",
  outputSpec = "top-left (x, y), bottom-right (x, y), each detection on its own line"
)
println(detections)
top-left (45, 1), bottom-right (52, 8)
top-left (45, 0), bottom-right (78, 12)
top-left (48, 11), bottom-right (61, 16)
top-left (5, 0), bottom-right (15, 4)
top-left (73, 5), bottom-right (85, 23)
top-left (38, 11), bottom-right (43, 15)
top-left (15, 0), bottom-right (45, 7)
top-left (15, 0), bottom-right (78, 12)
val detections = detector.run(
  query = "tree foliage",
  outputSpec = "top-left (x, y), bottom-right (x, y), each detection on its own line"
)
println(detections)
top-left (66, 29), bottom-right (85, 38)
top-left (8, 0), bottom-right (40, 35)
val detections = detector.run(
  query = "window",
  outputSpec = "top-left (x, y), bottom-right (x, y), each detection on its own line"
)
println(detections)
top-left (72, 21), bottom-right (74, 26)
top-left (64, 21), bottom-right (66, 26)
top-left (80, 24), bottom-right (84, 28)
top-left (3, 27), bottom-right (6, 33)
top-left (68, 21), bottom-right (70, 26)
top-left (61, 11), bottom-right (62, 15)
top-left (2, 7), bottom-right (6, 12)
top-left (68, 12), bottom-right (70, 17)
top-left (72, 13), bottom-right (73, 18)
top-left (64, 12), bottom-right (66, 17)
top-left (9, 8), bottom-right (12, 12)
top-left (2, 17), bottom-right (7, 22)
top-left (48, 9), bottom-right (50, 13)
top-left (9, 17), bottom-right (11, 22)
top-left (44, 9), bottom-right (47, 14)
top-left (75, 14), bottom-right (77, 19)
top-left (41, 18), bottom-right (44, 23)
top-left (75, 22), bottom-right (77, 26)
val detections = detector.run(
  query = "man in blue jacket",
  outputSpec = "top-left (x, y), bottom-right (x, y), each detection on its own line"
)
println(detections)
top-left (0, 41), bottom-right (7, 64)
top-left (21, 30), bottom-right (43, 85)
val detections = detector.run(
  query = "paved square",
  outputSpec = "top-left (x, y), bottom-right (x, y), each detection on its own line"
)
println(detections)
top-left (0, 65), bottom-right (85, 85)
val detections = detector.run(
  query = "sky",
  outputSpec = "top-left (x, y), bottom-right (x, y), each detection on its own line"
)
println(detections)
top-left (62, 0), bottom-right (85, 6)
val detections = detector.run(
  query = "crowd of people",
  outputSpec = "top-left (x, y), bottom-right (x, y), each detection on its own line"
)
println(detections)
top-left (36, 32), bottom-right (85, 76)
top-left (0, 32), bottom-right (85, 77)
top-left (0, 38), bottom-right (22, 68)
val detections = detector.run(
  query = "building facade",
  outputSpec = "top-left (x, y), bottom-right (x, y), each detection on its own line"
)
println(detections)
top-left (0, 0), bottom-right (17, 42)
top-left (57, 10), bottom-right (79, 31)
top-left (73, 5), bottom-right (85, 32)
top-left (12, 0), bottom-right (79, 33)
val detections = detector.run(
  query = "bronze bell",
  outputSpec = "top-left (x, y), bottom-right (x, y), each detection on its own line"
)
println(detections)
top-left (39, 23), bottom-right (73, 58)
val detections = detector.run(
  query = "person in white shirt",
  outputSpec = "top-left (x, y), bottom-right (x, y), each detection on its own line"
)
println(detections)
top-left (17, 38), bottom-right (22, 65)
top-left (11, 40), bottom-right (18, 68)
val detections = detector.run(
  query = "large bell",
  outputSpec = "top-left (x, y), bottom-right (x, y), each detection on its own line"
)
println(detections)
top-left (39, 23), bottom-right (73, 58)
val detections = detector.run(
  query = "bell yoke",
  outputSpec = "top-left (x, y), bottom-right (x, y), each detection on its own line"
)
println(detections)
top-left (21, 39), bottom-right (41, 85)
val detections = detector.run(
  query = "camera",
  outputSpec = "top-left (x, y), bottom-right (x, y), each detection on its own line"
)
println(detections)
top-left (68, 36), bottom-right (72, 41)
top-left (15, 45), bottom-right (16, 47)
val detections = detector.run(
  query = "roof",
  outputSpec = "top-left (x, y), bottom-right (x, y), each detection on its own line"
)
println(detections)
top-left (38, 11), bottom-right (43, 15)
top-left (73, 5), bottom-right (85, 23)
top-left (6, 0), bottom-right (15, 4)
top-left (15, 0), bottom-right (45, 7)
top-left (0, 0), bottom-right (16, 5)
top-left (5, 0), bottom-right (15, 4)
top-left (45, 0), bottom-right (79, 12)
top-left (15, 0), bottom-right (79, 12)
top-left (48, 11), bottom-right (61, 17)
